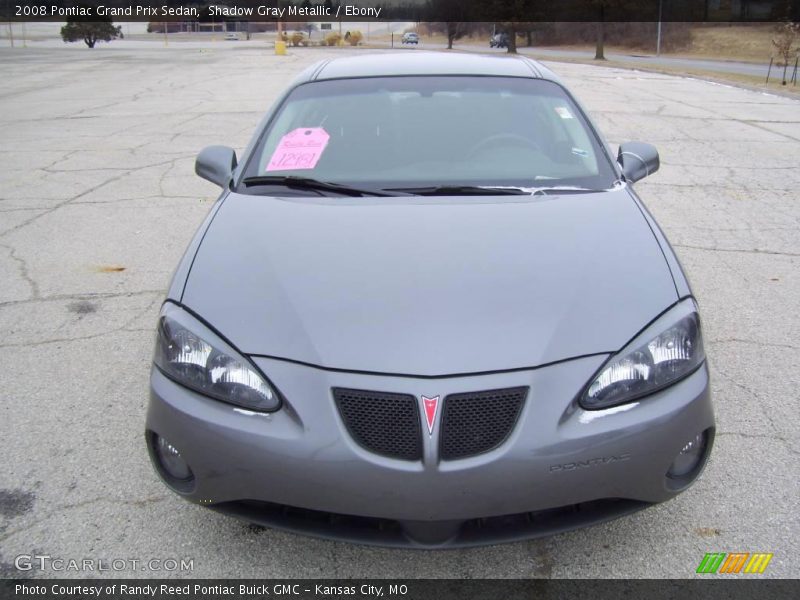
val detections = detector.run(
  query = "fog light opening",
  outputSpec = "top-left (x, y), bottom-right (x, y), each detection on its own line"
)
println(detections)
top-left (668, 430), bottom-right (708, 479)
top-left (149, 432), bottom-right (195, 492)
top-left (156, 436), bottom-right (193, 480)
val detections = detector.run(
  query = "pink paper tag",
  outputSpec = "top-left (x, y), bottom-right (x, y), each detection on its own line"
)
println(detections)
top-left (266, 127), bottom-right (330, 171)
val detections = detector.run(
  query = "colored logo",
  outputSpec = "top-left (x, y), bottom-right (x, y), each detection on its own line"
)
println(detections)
top-left (696, 552), bottom-right (773, 574)
top-left (421, 395), bottom-right (439, 435)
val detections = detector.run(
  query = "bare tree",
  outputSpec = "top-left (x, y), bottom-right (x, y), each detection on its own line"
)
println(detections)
top-left (480, 0), bottom-right (538, 54)
top-left (590, 0), bottom-right (630, 60)
top-left (592, 0), bottom-right (611, 60)
top-left (772, 21), bottom-right (800, 84)
top-left (428, 0), bottom-right (474, 49)
top-left (444, 22), bottom-right (470, 49)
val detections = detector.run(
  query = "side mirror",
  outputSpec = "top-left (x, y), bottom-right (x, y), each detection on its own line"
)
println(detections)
top-left (195, 145), bottom-right (237, 188)
top-left (617, 142), bottom-right (659, 183)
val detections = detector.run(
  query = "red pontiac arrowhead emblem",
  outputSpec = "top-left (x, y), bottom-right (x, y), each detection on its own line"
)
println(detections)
top-left (422, 395), bottom-right (439, 435)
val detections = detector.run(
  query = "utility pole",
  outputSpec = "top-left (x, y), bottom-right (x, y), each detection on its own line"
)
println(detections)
top-left (656, 0), bottom-right (663, 56)
top-left (6, 0), bottom-right (14, 48)
top-left (276, 0), bottom-right (284, 40)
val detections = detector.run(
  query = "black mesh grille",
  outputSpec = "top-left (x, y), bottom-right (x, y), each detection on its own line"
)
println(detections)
top-left (333, 388), bottom-right (422, 461)
top-left (440, 387), bottom-right (528, 460)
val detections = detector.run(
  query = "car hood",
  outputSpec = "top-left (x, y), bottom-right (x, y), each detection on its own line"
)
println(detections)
top-left (181, 190), bottom-right (677, 376)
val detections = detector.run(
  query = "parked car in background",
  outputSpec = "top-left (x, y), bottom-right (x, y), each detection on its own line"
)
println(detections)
top-left (490, 33), bottom-right (509, 48)
top-left (402, 32), bottom-right (419, 45)
top-left (224, 32), bottom-right (240, 41)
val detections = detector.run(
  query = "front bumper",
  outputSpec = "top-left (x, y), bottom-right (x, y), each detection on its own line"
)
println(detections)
top-left (146, 354), bottom-right (714, 547)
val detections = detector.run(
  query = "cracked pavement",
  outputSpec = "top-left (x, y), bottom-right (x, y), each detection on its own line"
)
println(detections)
top-left (0, 46), bottom-right (798, 579)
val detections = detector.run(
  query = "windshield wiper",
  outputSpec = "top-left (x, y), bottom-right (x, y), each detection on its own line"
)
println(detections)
top-left (382, 185), bottom-right (529, 196)
top-left (382, 185), bottom-right (615, 196)
top-left (524, 186), bottom-right (609, 195)
top-left (242, 175), bottom-right (392, 197)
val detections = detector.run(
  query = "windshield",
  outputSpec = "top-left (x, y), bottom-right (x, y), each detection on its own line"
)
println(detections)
top-left (239, 76), bottom-right (617, 194)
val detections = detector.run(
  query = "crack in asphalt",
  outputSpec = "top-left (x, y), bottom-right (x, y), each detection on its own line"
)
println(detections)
top-left (0, 289), bottom-right (165, 309)
top-left (672, 244), bottom-right (800, 257)
top-left (0, 243), bottom-right (40, 299)
top-left (0, 170), bottom-right (139, 239)
top-left (714, 368), bottom-right (798, 457)
top-left (708, 338), bottom-right (800, 351)
top-left (0, 326), bottom-right (155, 350)
top-left (715, 432), bottom-right (800, 457)
top-left (0, 496), bottom-right (169, 544)
top-left (0, 290), bottom-right (163, 349)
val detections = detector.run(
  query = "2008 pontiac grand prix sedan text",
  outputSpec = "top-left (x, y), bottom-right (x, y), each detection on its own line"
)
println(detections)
top-left (145, 53), bottom-right (714, 547)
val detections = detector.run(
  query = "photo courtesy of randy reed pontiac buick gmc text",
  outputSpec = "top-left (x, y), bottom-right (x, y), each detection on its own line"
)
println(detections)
top-left (14, 584), bottom-right (398, 596)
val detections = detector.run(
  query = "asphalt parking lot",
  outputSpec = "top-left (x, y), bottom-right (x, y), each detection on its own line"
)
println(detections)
top-left (0, 46), bottom-right (798, 579)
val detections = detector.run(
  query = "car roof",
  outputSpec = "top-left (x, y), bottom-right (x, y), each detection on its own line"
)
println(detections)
top-left (310, 52), bottom-right (550, 81)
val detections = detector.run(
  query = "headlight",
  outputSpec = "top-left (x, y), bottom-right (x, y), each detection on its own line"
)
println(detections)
top-left (581, 299), bottom-right (705, 410)
top-left (153, 303), bottom-right (280, 412)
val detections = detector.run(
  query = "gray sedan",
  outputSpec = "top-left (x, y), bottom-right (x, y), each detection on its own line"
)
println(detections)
top-left (146, 52), bottom-right (714, 547)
